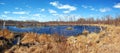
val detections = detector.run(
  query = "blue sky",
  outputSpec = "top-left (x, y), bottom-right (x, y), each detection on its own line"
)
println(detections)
top-left (0, 0), bottom-right (120, 22)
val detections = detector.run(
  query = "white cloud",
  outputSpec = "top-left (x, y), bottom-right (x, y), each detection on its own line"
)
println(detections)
top-left (81, 5), bottom-right (93, 9)
top-left (113, 3), bottom-right (120, 8)
top-left (12, 11), bottom-right (29, 14)
top-left (0, 2), bottom-right (5, 5)
top-left (26, 5), bottom-right (32, 8)
top-left (15, 7), bottom-right (19, 10)
top-left (1, 15), bottom-right (7, 18)
top-left (52, 14), bottom-right (59, 16)
top-left (99, 8), bottom-right (111, 12)
top-left (15, 7), bottom-right (23, 10)
top-left (4, 11), bottom-right (10, 14)
top-left (81, 5), bottom-right (88, 8)
top-left (90, 8), bottom-right (95, 10)
top-left (48, 9), bottom-right (57, 14)
top-left (89, 14), bottom-right (94, 17)
top-left (54, 14), bottom-right (82, 21)
top-left (81, 5), bottom-right (98, 11)
top-left (50, 1), bottom-right (77, 13)
top-left (63, 11), bottom-right (70, 14)
top-left (33, 14), bottom-right (41, 17)
top-left (19, 16), bottom-right (26, 19)
top-left (40, 9), bottom-right (45, 12)
top-left (0, 15), bottom-right (13, 20)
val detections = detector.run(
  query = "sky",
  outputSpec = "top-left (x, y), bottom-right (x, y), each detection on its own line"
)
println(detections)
top-left (0, 0), bottom-right (120, 22)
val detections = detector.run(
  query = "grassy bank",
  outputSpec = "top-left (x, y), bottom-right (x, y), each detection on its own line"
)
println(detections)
top-left (0, 25), bottom-right (120, 53)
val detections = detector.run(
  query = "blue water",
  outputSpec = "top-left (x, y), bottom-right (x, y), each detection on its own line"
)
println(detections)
top-left (0, 25), bottom-right (100, 36)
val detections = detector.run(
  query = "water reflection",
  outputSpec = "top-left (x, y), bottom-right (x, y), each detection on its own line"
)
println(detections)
top-left (0, 25), bottom-right (100, 36)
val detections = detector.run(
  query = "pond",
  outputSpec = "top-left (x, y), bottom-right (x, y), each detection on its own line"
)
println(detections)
top-left (0, 25), bottom-right (101, 36)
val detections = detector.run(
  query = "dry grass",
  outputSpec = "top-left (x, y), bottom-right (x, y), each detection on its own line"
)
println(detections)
top-left (0, 29), bottom-right (14, 40)
top-left (1, 25), bottom-right (120, 53)
top-left (21, 32), bottom-right (38, 44)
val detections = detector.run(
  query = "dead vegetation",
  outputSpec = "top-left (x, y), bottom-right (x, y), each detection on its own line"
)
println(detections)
top-left (0, 29), bottom-right (14, 40)
top-left (0, 25), bottom-right (119, 53)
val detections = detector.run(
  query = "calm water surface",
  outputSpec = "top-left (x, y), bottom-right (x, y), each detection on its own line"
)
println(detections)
top-left (0, 25), bottom-right (100, 36)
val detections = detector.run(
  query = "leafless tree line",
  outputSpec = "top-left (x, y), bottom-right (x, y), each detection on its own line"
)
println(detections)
top-left (76, 15), bottom-right (120, 26)
top-left (0, 15), bottom-right (120, 26)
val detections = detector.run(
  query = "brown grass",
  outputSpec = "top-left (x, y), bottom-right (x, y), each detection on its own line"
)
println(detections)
top-left (1, 25), bottom-right (120, 53)
top-left (0, 29), bottom-right (14, 40)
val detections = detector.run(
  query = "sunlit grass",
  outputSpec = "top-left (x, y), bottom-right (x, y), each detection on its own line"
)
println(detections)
top-left (0, 25), bottom-right (120, 53)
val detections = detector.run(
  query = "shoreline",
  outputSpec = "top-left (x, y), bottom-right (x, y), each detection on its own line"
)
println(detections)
top-left (0, 24), bottom-right (120, 53)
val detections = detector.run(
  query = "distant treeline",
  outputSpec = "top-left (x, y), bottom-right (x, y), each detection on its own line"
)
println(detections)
top-left (0, 15), bottom-right (120, 26)
top-left (77, 15), bottom-right (120, 26)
